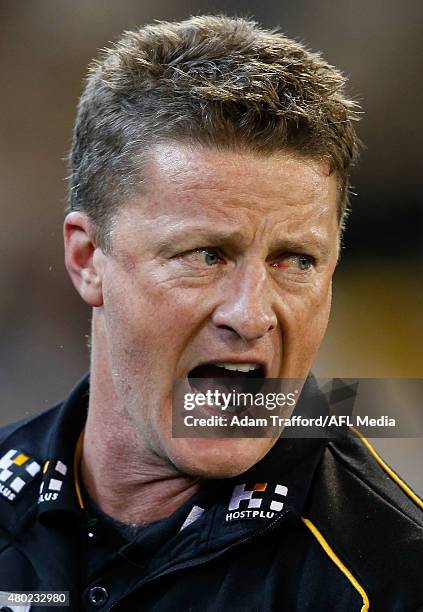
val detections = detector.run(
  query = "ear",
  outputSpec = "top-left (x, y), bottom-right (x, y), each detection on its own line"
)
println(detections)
top-left (64, 212), bottom-right (104, 307)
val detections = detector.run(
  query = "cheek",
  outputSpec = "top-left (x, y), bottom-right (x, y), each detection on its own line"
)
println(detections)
top-left (280, 277), bottom-right (332, 323)
top-left (300, 279), bottom-right (333, 339)
top-left (103, 271), bottom-right (210, 362)
top-left (278, 280), bottom-right (333, 369)
top-left (309, 288), bottom-right (332, 348)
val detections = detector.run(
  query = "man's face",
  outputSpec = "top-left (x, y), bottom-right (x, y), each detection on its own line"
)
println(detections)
top-left (94, 143), bottom-right (340, 478)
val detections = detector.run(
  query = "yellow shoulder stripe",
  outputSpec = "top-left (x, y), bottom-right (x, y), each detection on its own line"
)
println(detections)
top-left (350, 426), bottom-right (423, 511)
top-left (73, 429), bottom-right (85, 509)
top-left (301, 517), bottom-right (370, 612)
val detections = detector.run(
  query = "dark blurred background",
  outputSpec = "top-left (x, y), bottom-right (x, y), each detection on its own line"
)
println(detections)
top-left (1, 1), bottom-right (422, 492)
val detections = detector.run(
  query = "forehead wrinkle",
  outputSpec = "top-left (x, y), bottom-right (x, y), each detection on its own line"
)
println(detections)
top-left (126, 144), bottom-right (339, 251)
top-left (157, 185), bottom-right (325, 221)
top-left (155, 222), bottom-right (251, 251)
top-left (148, 145), bottom-right (334, 211)
top-left (161, 172), bottom-right (324, 206)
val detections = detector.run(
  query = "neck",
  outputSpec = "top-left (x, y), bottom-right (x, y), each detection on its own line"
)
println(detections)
top-left (80, 322), bottom-right (199, 526)
top-left (80, 439), bottom-right (199, 526)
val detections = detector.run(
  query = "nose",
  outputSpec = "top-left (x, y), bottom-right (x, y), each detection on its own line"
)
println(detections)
top-left (211, 261), bottom-right (277, 342)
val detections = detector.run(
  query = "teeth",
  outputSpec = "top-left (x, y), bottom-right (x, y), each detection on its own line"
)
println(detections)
top-left (215, 363), bottom-right (261, 372)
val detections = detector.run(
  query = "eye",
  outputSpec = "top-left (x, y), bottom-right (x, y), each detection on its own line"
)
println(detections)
top-left (296, 254), bottom-right (314, 271)
top-left (201, 248), bottom-right (221, 266)
top-left (182, 248), bottom-right (224, 266)
top-left (271, 253), bottom-right (315, 271)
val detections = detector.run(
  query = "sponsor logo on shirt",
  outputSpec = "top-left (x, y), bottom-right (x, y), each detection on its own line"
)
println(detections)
top-left (38, 459), bottom-right (68, 503)
top-left (0, 449), bottom-right (41, 503)
top-left (226, 482), bottom-right (288, 522)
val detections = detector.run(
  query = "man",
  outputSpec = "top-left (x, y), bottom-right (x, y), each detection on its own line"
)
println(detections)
top-left (0, 15), bottom-right (421, 612)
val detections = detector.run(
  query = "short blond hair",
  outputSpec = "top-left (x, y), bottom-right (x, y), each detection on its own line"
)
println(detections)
top-left (69, 15), bottom-right (361, 248)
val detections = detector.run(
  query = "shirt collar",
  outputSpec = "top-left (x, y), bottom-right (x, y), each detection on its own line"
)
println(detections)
top-left (177, 374), bottom-right (330, 547)
top-left (36, 374), bottom-right (89, 524)
top-left (235, 372), bottom-right (330, 517)
top-left (37, 373), bottom-right (328, 530)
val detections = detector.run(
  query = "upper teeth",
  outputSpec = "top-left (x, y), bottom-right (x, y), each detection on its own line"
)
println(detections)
top-left (215, 363), bottom-right (261, 372)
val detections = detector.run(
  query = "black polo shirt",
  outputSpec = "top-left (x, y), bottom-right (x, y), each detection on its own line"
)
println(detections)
top-left (0, 374), bottom-right (422, 611)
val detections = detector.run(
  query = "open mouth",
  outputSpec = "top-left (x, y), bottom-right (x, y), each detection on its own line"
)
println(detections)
top-left (187, 362), bottom-right (266, 399)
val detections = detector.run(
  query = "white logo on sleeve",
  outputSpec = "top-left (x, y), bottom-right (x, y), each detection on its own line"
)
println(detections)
top-left (38, 459), bottom-right (68, 503)
top-left (0, 449), bottom-right (41, 503)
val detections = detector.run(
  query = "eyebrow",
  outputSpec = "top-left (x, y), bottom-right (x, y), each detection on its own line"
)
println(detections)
top-left (156, 225), bottom-right (331, 258)
top-left (269, 238), bottom-right (330, 259)
top-left (156, 226), bottom-right (248, 252)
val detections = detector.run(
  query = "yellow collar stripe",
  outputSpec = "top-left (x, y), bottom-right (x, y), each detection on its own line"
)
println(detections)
top-left (301, 517), bottom-right (369, 612)
top-left (350, 426), bottom-right (423, 511)
top-left (73, 430), bottom-right (85, 509)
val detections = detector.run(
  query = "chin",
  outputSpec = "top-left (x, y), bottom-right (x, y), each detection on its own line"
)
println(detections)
top-left (166, 437), bottom-right (275, 479)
